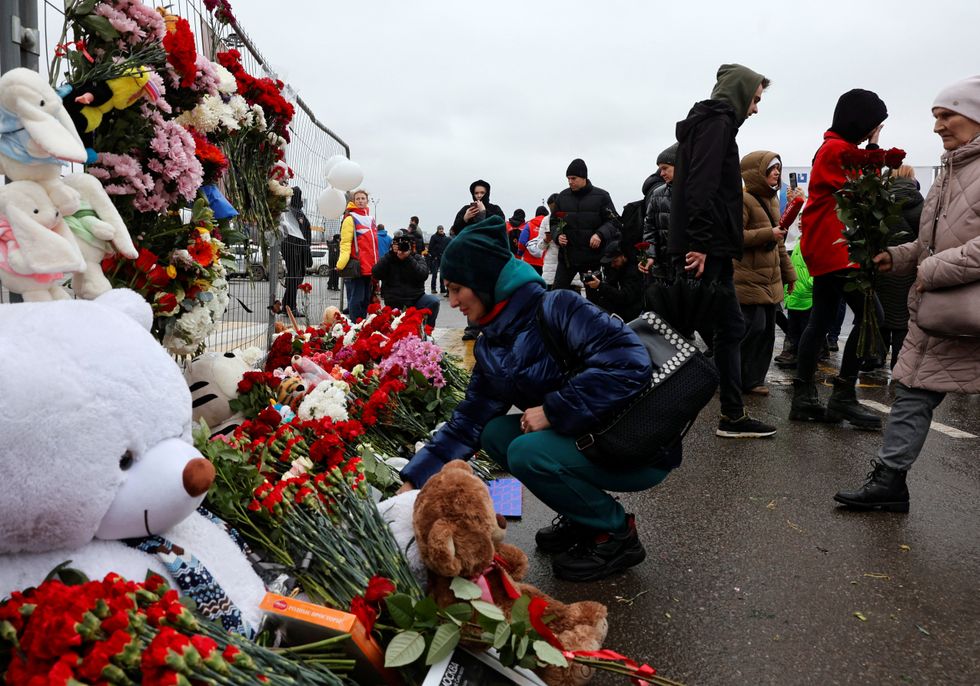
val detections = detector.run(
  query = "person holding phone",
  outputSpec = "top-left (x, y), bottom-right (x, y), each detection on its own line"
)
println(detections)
top-left (450, 180), bottom-right (505, 339)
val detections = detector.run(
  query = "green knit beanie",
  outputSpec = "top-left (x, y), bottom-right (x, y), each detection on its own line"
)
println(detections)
top-left (441, 216), bottom-right (544, 307)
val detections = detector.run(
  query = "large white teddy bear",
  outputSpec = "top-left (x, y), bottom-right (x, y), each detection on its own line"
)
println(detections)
top-left (0, 290), bottom-right (266, 633)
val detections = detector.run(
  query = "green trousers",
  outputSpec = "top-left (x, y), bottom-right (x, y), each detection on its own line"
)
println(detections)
top-left (480, 414), bottom-right (671, 533)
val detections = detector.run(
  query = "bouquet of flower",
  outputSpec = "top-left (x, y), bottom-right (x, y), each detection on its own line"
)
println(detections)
top-left (0, 569), bottom-right (349, 685)
top-left (834, 147), bottom-right (909, 356)
top-left (351, 576), bottom-right (682, 685)
top-left (101, 196), bottom-right (232, 356)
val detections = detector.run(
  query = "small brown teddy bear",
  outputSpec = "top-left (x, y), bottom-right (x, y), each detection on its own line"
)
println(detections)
top-left (413, 460), bottom-right (608, 686)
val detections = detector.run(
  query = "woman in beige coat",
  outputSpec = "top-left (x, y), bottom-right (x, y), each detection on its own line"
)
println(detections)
top-left (835, 75), bottom-right (980, 512)
top-left (736, 151), bottom-right (798, 395)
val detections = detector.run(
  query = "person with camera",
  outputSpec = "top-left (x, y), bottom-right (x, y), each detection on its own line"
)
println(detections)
top-left (552, 158), bottom-right (619, 297)
top-left (397, 216), bottom-right (677, 582)
top-left (735, 151), bottom-right (798, 396)
top-left (372, 231), bottom-right (440, 327)
top-left (581, 240), bottom-right (643, 322)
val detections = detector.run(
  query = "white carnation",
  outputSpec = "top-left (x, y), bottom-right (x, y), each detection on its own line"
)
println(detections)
top-left (214, 63), bottom-right (237, 94)
top-left (238, 346), bottom-right (264, 368)
top-left (297, 379), bottom-right (349, 422)
top-left (163, 305), bottom-right (215, 356)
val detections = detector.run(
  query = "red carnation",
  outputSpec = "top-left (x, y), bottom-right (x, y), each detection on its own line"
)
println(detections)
top-left (163, 18), bottom-right (198, 89)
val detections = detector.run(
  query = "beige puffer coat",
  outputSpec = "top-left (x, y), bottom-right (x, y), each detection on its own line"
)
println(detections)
top-left (734, 151), bottom-right (796, 305)
top-left (890, 135), bottom-right (980, 393)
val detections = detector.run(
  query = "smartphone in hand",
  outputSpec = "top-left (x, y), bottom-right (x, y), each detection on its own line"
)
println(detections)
top-left (789, 172), bottom-right (798, 190)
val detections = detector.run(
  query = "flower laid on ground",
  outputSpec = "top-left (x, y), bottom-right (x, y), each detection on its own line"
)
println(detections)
top-left (0, 570), bottom-right (348, 685)
top-left (835, 147), bottom-right (910, 356)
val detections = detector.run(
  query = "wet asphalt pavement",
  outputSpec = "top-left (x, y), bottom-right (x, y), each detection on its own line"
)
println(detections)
top-left (434, 301), bottom-right (980, 686)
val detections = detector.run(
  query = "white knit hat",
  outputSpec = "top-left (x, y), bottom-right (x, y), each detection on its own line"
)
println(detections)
top-left (932, 75), bottom-right (980, 124)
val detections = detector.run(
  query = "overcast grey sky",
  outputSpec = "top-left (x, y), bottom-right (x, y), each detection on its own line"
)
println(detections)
top-left (234, 0), bottom-right (979, 233)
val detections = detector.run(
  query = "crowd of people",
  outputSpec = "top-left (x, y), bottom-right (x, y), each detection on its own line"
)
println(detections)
top-left (302, 65), bottom-right (979, 583)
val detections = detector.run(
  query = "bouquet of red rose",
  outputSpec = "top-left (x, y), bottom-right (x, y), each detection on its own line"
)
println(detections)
top-left (834, 147), bottom-right (910, 357)
top-left (0, 570), bottom-right (348, 685)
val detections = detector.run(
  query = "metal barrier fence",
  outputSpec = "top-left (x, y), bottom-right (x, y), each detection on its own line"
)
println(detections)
top-left (2, 0), bottom-right (350, 353)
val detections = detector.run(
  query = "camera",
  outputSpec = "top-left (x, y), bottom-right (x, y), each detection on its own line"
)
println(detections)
top-left (394, 237), bottom-right (413, 253)
top-left (580, 270), bottom-right (599, 282)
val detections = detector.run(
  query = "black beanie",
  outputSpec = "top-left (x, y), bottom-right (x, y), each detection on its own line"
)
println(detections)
top-left (440, 216), bottom-right (512, 306)
top-left (831, 89), bottom-right (888, 144)
top-left (656, 143), bottom-right (678, 166)
top-left (535, 205), bottom-right (549, 217)
top-left (565, 158), bottom-right (588, 178)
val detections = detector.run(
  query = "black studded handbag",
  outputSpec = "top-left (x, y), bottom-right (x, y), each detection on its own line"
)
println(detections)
top-left (536, 308), bottom-right (719, 470)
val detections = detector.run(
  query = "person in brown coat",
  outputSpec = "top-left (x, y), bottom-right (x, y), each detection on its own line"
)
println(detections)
top-left (835, 75), bottom-right (980, 513)
top-left (735, 151), bottom-right (798, 395)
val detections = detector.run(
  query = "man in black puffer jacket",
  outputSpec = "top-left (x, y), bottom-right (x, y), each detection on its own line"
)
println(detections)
top-left (668, 63), bottom-right (776, 440)
top-left (552, 158), bottom-right (620, 297)
top-left (640, 143), bottom-right (678, 280)
top-left (372, 232), bottom-right (440, 327)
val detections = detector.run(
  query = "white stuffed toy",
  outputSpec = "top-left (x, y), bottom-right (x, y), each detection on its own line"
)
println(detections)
top-left (0, 68), bottom-right (87, 215)
top-left (0, 180), bottom-right (86, 300)
top-left (185, 350), bottom-right (250, 439)
top-left (0, 290), bottom-right (266, 633)
top-left (62, 172), bottom-right (138, 299)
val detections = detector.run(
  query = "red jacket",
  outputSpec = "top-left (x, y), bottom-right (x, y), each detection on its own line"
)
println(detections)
top-left (520, 216), bottom-right (546, 268)
top-left (799, 131), bottom-right (858, 277)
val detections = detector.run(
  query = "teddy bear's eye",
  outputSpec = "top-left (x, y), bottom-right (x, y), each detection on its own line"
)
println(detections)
top-left (33, 209), bottom-right (39, 214)
top-left (119, 451), bottom-right (134, 471)
top-left (39, 100), bottom-right (45, 107)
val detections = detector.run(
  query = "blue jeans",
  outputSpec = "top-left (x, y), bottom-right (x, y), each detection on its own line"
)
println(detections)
top-left (344, 276), bottom-right (372, 322)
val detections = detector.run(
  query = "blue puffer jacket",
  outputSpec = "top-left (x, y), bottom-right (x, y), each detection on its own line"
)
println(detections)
top-left (400, 282), bottom-right (653, 487)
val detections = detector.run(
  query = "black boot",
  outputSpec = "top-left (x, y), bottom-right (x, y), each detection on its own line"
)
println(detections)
top-left (834, 460), bottom-right (909, 512)
top-left (827, 376), bottom-right (882, 429)
top-left (789, 379), bottom-right (840, 423)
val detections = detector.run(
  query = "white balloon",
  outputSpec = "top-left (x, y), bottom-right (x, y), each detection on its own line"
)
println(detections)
top-left (317, 188), bottom-right (347, 219)
top-left (326, 160), bottom-right (364, 192)
top-left (322, 154), bottom-right (347, 182)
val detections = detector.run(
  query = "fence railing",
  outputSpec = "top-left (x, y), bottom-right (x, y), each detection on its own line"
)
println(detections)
top-left (2, 0), bottom-right (350, 354)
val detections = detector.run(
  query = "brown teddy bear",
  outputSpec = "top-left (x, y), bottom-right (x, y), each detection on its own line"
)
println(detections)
top-left (413, 460), bottom-right (609, 686)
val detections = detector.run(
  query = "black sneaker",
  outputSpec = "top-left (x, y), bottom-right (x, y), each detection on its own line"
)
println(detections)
top-left (716, 413), bottom-right (777, 438)
top-left (826, 336), bottom-right (840, 352)
top-left (535, 515), bottom-right (591, 554)
top-left (551, 514), bottom-right (645, 582)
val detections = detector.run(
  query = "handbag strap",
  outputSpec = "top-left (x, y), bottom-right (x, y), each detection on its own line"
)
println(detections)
top-left (751, 194), bottom-right (778, 228)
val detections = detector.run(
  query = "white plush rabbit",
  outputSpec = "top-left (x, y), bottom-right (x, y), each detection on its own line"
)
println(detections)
top-left (0, 68), bottom-right (87, 215)
top-left (0, 180), bottom-right (86, 300)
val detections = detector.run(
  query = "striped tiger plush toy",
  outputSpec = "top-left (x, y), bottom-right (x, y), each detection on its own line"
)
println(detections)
top-left (185, 351), bottom-right (250, 439)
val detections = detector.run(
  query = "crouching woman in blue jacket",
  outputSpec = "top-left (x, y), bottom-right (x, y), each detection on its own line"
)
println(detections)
top-left (398, 216), bottom-right (678, 582)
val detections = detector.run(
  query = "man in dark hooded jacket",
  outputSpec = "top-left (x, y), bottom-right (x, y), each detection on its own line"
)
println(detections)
top-left (553, 158), bottom-right (619, 296)
top-left (450, 179), bottom-right (505, 236)
top-left (668, 63), bottom-right (777, 439)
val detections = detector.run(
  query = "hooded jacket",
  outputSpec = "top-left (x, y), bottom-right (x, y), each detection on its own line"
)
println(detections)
top-left (450, 179), bottom-right (505, 235)
top-left (554, 180), bottom-right (619, 268)
top-left (400, 283), bottom-right (653, 487)
top-left (668, 65), bottom-right (765, 260)
top-left (735, 150), bottom-right (796, 304)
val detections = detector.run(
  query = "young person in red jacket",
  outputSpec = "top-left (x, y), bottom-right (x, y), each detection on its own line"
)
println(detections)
top-left (790, 89), bottom-right (888, 427)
